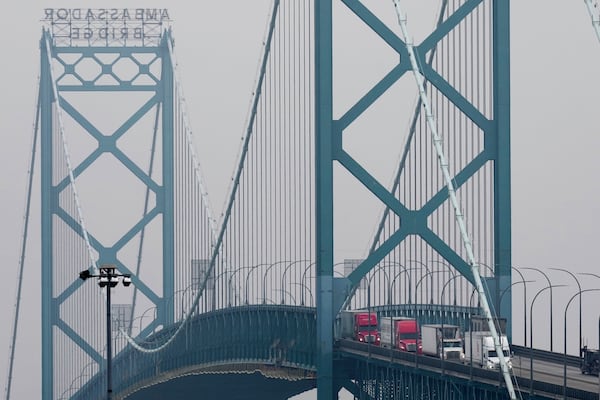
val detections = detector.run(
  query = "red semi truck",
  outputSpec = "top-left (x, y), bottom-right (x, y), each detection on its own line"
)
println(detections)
top-left (380, 317), bottom-right (422, 353)
top-left (340, 310), bottom-right (381, 345)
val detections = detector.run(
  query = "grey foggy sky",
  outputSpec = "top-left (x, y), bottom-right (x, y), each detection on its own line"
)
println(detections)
top-left (1, 1), bottom-right (600, 399)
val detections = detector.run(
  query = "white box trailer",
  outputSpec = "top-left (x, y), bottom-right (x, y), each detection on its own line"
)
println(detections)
top-left (464, 331), bottom-right (512, 369)
top-left (421, 324), bottom-right (464, 360)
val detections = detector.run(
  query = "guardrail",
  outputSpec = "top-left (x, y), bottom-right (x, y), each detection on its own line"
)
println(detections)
top-left (511, 344), bottom-right (580, 368)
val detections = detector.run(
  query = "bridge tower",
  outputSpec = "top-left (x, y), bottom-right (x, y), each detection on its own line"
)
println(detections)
top-left (37, 9), bottom-right (204, 399)
top-left (315, 1), bottom-right (511, 398)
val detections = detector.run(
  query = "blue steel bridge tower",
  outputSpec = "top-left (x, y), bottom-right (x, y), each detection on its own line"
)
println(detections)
top-left (315, 1), bottom-right (511, 398)
top-left (37, 9), bottom-right (213, 399)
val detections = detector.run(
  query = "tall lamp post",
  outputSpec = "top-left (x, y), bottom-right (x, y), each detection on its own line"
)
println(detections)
top-left (510, 267), bottom-right (529, 346)
top-left (440, 275), bottom-right (461, 376)
top-left (521, 267), bottom-right (555, 351)
top-left (529, 284), bottom-right (566, 395)
top-left (79, 265), bottom-right (132, 400)
top-left (550, 268), bottom-right (582, 356)
top-left (499, 279), bottom-right (535, 346)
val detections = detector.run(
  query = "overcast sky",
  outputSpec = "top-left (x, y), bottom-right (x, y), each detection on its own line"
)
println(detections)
top-left (1, 1), bottom-right (600, 399)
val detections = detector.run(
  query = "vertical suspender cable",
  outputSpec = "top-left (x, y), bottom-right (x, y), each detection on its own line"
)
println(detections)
top-left (368, 0), bottom-right (449, 256)
top-left (121, 1), bottom-right (282, 352)
top-left (128, 103), bottom-right (161, 334)
top-left (390, 2), bottom-right (518, 399)
top-left (166, 37), bottom-right (218, 245)
top-left (4, 76), bottom-right (41, 400)
top-left (43, 33), bottom-right (99, 274)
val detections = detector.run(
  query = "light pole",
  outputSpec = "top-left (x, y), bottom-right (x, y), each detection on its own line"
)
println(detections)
top-left (550, 267), bottom-right (582, 355)
top-left (427, 259), bottom-right (457, 304)
top-left (415, 270), bottom-right (443, 304)
top-left (276, 288), bottom-right (297, 305)
top-left (440, 275), bottom-right (461, 376)
top-left (405, 260), bottom-right (433, 308)
top-left (291, 282), bottom-right (313, 306)
top-left (498, 277), bottom-right (534, 362)
top-left (79, 265), bottom-right (132, 400)
top-left (512, 267), bottom-right (529, 347)
top-left (280, 260), bottom-right (310, 303)
top-left (262, 261), bottom-right (294, 304)
top-left (468, 286), bottom-right (480, 381)
top-left (388, 268), bottom-right (411, 306)
top-left (521, 267), bottom-right (555, 351)
top-left (562, 289), bottom-right (600, 400)
top-left (529, 284), bottom-right (566, 395)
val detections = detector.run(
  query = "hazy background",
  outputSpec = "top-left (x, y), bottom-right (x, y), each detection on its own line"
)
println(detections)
top-left (1, 1), bottom-right (600, 398)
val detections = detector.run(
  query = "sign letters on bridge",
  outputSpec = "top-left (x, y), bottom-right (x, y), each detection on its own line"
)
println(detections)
top-left (43, 8), bottom-right (171, 46)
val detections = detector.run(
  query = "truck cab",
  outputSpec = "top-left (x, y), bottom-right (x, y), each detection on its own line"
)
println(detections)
top-left (421, 324), bottom-right (465, 360)
top-left (354, 312), bottom-right (380, 345)
top-left (339, 310), bottom-right (381, 345)
top-left (581, 346), bottom-right (600, 376)
top-left (395, 319), bottom-right (422, 353)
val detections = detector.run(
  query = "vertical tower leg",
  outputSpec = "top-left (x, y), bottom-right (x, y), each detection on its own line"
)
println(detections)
top-left (315, 0), bottom-right (335, 399)
top-left (493, 0), bottom-right (512, 341)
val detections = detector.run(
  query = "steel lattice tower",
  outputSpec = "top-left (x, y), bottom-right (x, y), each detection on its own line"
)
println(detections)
top-left (39, 11), bottom-right (178, 399)
top-left (315, 1), bottom-right (511, 398)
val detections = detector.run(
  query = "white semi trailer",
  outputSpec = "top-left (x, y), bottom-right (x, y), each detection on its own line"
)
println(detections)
top-left (421, 324), bottom-right (464, 360)
top-left (464, 331), bottom-right (512, 369)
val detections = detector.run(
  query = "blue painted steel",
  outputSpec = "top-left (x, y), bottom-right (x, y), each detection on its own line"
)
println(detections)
top-left (40, 31), bottom-right (54, 400)
top-left (332, 0), bottom-right (512, 338)
top-left (202, 0), bottom-right (281, 289)
top-left (70, 306), bottom-right (317, 399)
top-left (66, 306), bottom-right (593, 400)
top-left (38, 29), bottom-right (179, 398)
top-left (492, 0), bottom-right (513, 341)
top-left (161, 33), bottom-right (175, 326)
top-left (315, 1), bottom-right (335, 399)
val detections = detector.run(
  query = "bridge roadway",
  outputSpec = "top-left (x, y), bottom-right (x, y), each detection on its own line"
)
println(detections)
top-left (339, 339), bottom-right (599, 399)
top-left (70, 305), bottom-right (597, 399)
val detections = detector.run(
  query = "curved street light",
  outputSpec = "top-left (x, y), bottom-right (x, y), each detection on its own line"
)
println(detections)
top-left (291, 282), bottom-right (314, 306)
top-left (280, 260), bottom-right (310, 303)
top-left (245, 262), bottom-right (272, 305)
top-left (428, 260), bottom-right (458, 305)
top-left (405, 259), bottom-right (433, 305)
top-left (388, 267), bottom-right (413, 306)
top-left (478, 262), bottom-right (529, 340)
top-left (301, 261), bottom-right (317, 297)
top-left (521, 266), bottom-right (556, 352)
top-left (276, 288), bottom-right (297, 305)
top-left (138, 306), bottom-right (158, 337)
top-left (379, 261), bottom-right (415, 305)
top-left (228, 265), bottom-right (255, 307)
top-left (213, 270), bottom-right (231, 310)
top-left (529, 284), bottom-right (566, 394)
top-left (262, 261), bottom-right (297, 304)
top-left (511, 266), bottom-right (529, 346)
top-left (415, 270), bottom-right (447, 305)
top-left (498, 278), bottom-right (535, 344)
top-left (439, 274), bottom-right (462, 376)
top-left (368, 264), bottom-right (390, 309)
top-left (550, 267), bottom-right (582, 355)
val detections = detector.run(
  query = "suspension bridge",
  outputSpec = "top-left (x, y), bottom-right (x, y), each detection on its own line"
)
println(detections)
top-left (4, 1), bottom-right (600, 399)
